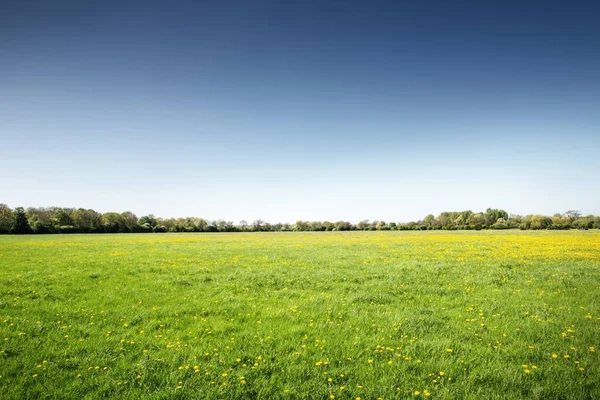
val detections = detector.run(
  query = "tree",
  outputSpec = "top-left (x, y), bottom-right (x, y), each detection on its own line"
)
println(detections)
top-left (102, 212), bottom-right (126, 233)
top-left (375, 221), bottom-right (388, 230)
top-left (72, 208), bottom-right (103, 232)
top-left (467, 213), bottom-right (485, 230)
top-left (565, 210), bottom-right (581, 223)
top-left (485, 208), bottom-right (508, 228)
top-left (356, 220), bottom-right (369, 230)
top-left (422, 214), bottom-right (435, 229)
top-left (491, 218), bottom-right (508, 229)
top-left (12, 207), bottom-right (32, 234)
top-left (436, 212), bottom-right (452, 229)
top-left (530, 215), bottom-right (553, 230)
top-left (0, 204), bottom-right (15, 233)
top-left (26, 207), bottom-right (53, 233)
top-left (120, 212), bottom-right (138, 232)
top-left (252, 219), bottom-right (264, 232)
top-left (194, 218), bottom-right (208, 232)
top-left (52, 208), bottom-right (74, 228)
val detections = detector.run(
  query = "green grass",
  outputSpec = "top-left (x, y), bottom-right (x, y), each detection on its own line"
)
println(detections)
top-left (0, 231), bottom-right (599, 399)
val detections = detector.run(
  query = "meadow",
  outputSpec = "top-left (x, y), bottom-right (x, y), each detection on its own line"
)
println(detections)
top-left (0, 231), bottom-right (599, 399)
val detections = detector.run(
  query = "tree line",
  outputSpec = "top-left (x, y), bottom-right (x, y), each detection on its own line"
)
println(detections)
top-left (0, 204), bottom-right (598, 234)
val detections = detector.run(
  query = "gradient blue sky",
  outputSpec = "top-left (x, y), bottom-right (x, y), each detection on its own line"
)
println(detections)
top-left (1, 0), bottom-right (599, 222)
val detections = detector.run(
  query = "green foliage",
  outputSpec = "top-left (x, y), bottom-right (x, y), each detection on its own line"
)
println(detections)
top-left (0, 204), bottom-right (15, 233)
top-left (1, 204), bottom-right (598, 234)
top-left (491, 218), bottom-right (509, 229)
top-left (11, 207), bottom-right (32, 234)
top-left (530, 215), bottom-right (553, 230)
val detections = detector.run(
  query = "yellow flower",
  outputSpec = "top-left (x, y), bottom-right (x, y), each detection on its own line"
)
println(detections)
top-left (414, 391), bottom-right (421, 396)
top-left (439, 371), bottom-right (445, 376)
top-left (447, 348), bottom-right (453, 353)
top-left (524, 369), bottom-right (531, 374)
top-left (552, 354), bottom-right (558, 359)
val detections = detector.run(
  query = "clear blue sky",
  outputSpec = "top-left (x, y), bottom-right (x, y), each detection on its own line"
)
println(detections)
top-left (1, 0), bottom-right (599, 222)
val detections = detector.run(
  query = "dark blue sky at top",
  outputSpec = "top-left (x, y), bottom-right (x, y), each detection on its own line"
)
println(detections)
top-left (1, 0), bottom-right (599, 221)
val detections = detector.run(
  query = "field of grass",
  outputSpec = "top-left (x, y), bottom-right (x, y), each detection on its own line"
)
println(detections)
top-left (0, 231), bottom-right (599, 399)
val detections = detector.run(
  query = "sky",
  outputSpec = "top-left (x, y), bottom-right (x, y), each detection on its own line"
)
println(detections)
top-left (1, 0), bottom-right (599, 223)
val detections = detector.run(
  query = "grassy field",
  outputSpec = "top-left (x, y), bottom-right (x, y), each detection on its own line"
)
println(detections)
top-left (0, 231), bottom-right (599, 399)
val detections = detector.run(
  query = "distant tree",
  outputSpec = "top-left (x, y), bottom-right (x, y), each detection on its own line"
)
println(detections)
top-left (26, 207), bottom-right (53, 233)
top-left (294, 220), bottom-right (309, 231)
top-left (138, 214), bottom-right (157, 229)
top-left (422, 214), bottom-right (435, 229)
top-left (52, 208), bottom-right (74, 228)
top-left (573, 216), bottom-right (593, 230)
top-left (0, 204), bottom-right (15, 233)
top-left (455, 210), bottom-right (473, 228)
top-left (1, 202), bottom-right (598, 234)
top-left (530, 215), bottom-right (553, 230)
top-left (12, 207), bottom-right (32, 234)
top-left (550, 214), bottom-right (571, 230)
top-left (194, 218), bottom-right (208, 232)
top-left (485, 208), bottom-right (508, 228)
top-left (435, 212), bottom-right (453, 229)
top-left (491, 218), bottom-right (508, 229)
top-left (375, 221), bottom-right (389, 230)
top-left (120, 212), bottom-right (138, 232)
top-left (252, 219), bottom-right (264, 232)
top-left (102, 212), bottom-right (126, 233)
top-left (310, 221), bottom-right (324, 231)
top-left (72, 208), bottom-right (103, 232)
top-left (564, 210), bottom-right (581, 222)
top-left (467, 213), bottom-right (485, 230)
top-left (356, 220), bottom-right (369, 231)
top-left (335, 221), bottom-right (353, 231)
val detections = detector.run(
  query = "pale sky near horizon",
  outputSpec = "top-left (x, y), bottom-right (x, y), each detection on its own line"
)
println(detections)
top-left (1, 1), bottom-right (599, 223)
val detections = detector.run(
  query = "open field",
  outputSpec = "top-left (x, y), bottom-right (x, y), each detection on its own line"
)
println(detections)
top-left (0, 231), bottom-right (599, 399)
